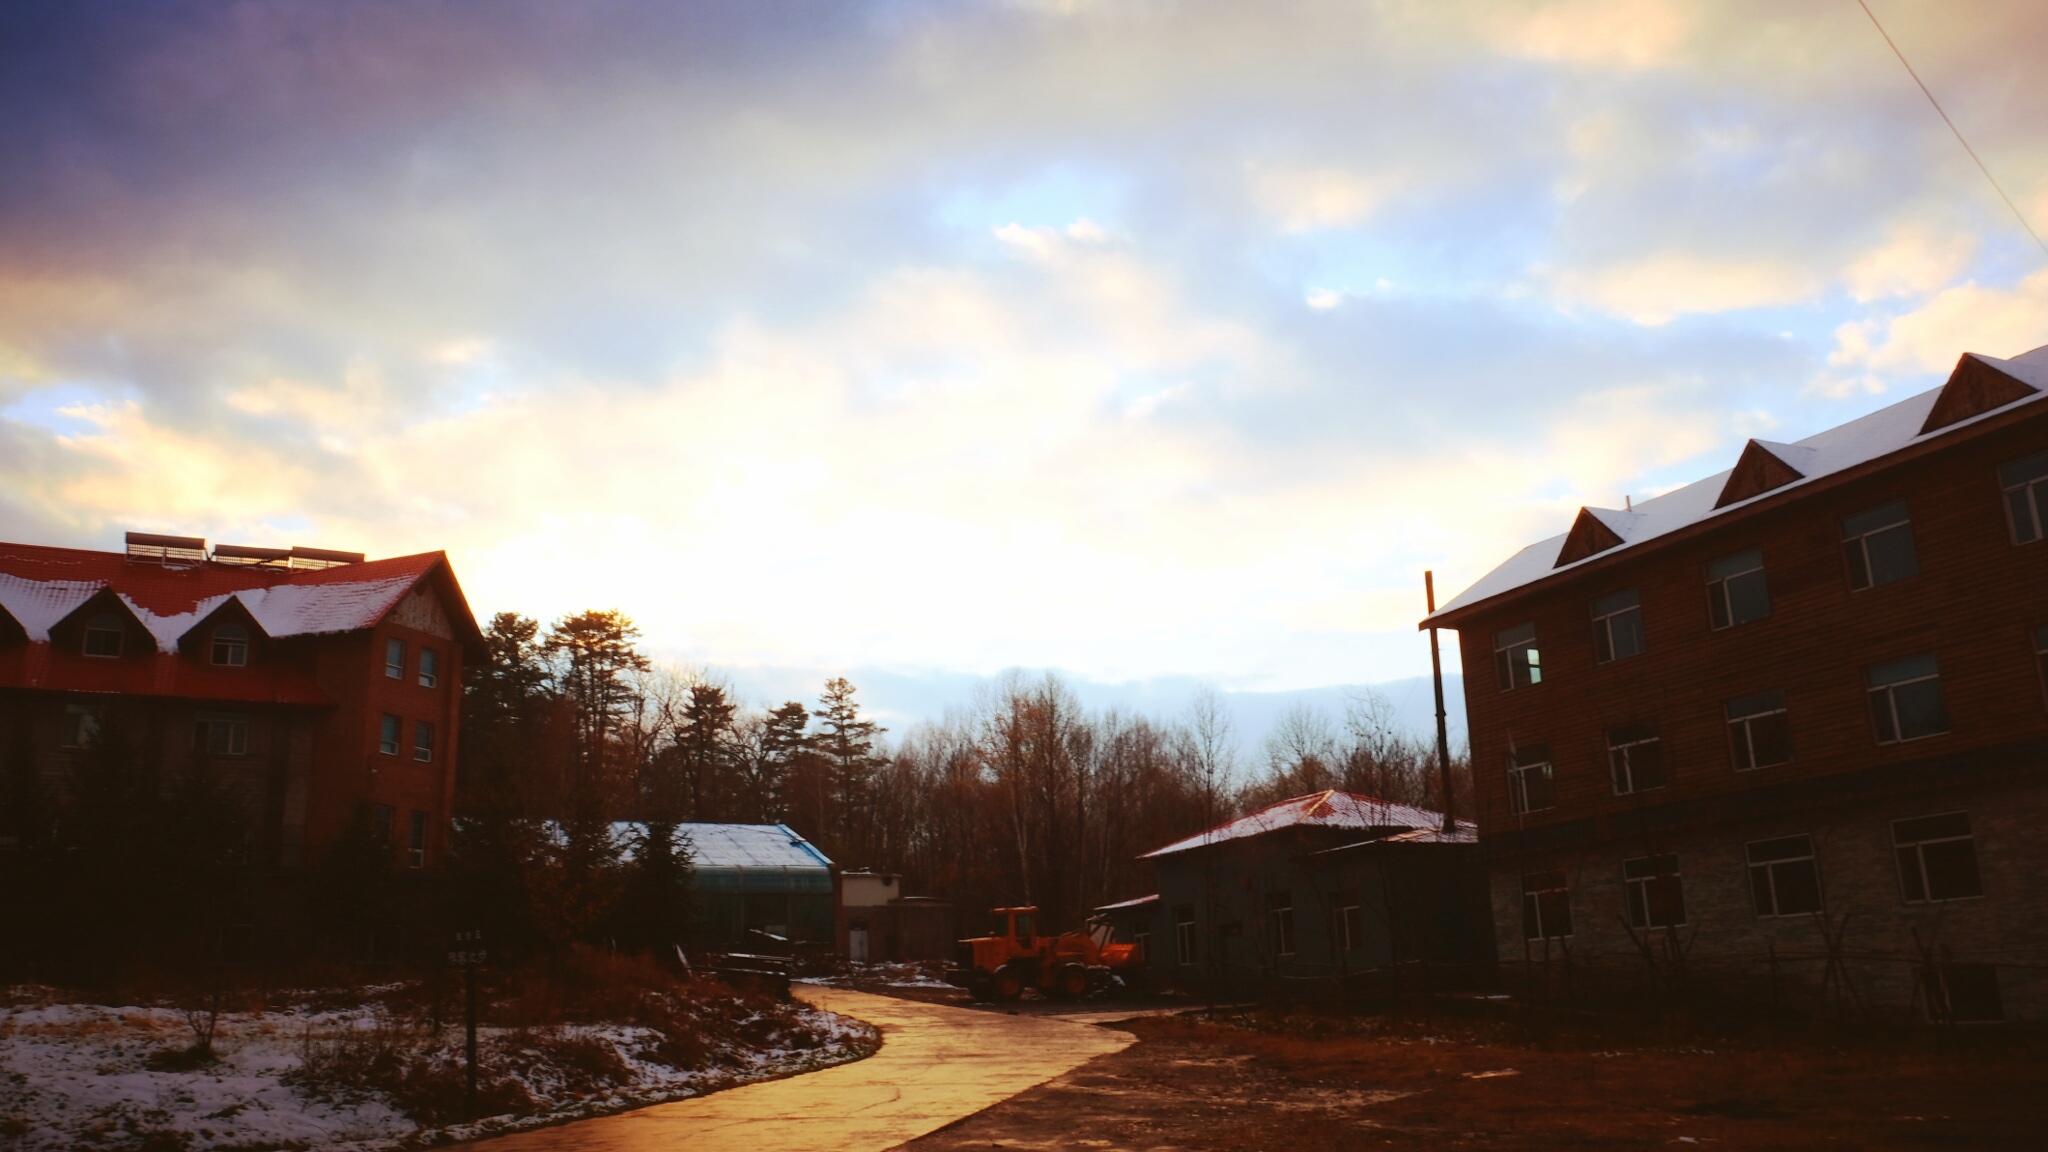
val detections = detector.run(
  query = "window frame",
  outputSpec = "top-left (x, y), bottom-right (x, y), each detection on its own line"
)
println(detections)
top-left (1520, 870), bottom-right (1573, 940)
top-left (413, 720), bottom-right (435, 763)
top-left (1745, 834), bottom-right (1823, 918)
top-left (417, 647), bottom-right (439, 688)
top-left (1621, 853), bottom-right (1687, 930)
top-left (408, 810), bottom-right (428, 870)
top-left (1705, 548), bottom-right (1771, 630)
top-left (373, 804), bottom-right (396, 846)
top-left (1840, 500), bottom-right (1919, 590)
top-left (1605, 722), bottom-right (1666, 796)
top-left (1725, 689), bottom-right (1793, 771)
top-left (193, 714), bottom-right (251, 757)
top-left (1493, 622), bottom-right (1542, 691)
top-left (82, 613), bottom-right (125, 658)
top-left (1505, 744), bottom-right (1556, 815)
top-left (2000, 448), bottom-right (2048, 545)
top-left (61, 703), bottom-right (103, 749)
top-left (378, 712), bottom-right (402, 757)
top-left (1590, 588), bottom-right (1645, 663)
top-left (1267, 891), bottom-right (1296, 957)
top-left (1173, 905), bottom-right (1198, 966)
top-left (210, 623), bottom-right (250, 667)
top-left (1892, 812), bottom-right (1983, 904)
top-left (1866, 654), bottom-right (1949, 744)
top-left (1333, 902), bottom-right (1364, 953)
top-left (384, 637), bottom-right (405, 679)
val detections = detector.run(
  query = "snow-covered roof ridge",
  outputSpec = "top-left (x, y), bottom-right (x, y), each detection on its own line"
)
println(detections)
top-left (1429, 344), bottom-right (2048, 622)
top-left (1140, 789), bottom-right (1462, 859)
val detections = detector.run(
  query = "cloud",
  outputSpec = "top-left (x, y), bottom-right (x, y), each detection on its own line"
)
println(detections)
top-left (1551, 252), bottom-right (1820, 326)
top-left (1828, 269), bottom-right (2048, 379)
top-left (1249, 165), bottom-right (1403, 234)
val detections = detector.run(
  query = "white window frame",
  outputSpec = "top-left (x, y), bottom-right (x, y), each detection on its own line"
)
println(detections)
top-left (1726, 689), bottom-right (1793, 771)
top-left (193, 715), bottom-right (250, 757)
top-left (2001, 448), bottom-right (2048, 545)
top-left (1268, 892), bottom-right (1296, 957)
top-left (417, 647), bottom-right (439, 688)
top-left (1173, 905), bottom-right (1198, 966)
top-left (379, 712), bottom-right (402, 756)
top-left (408, 810), bottom-right (428, 869)
top-left (1705, 549), bottom-right (1770, 630)
top-left (384, 637), bottom-right (405, 679)
top-left (1622, 853), bottom-right (1687, 930)
top-left (1333, 903), bottom-right (1363, 952)
top-left (1745, 834), bottom-right (1822, 918)
top-left (1590, 588), bottom-right (1645, 663)
top-left (1493, 622), bottom-right (1541, 690)
top-left (210, 623), bottom-right (249, 667)
top-left (413, 720), bottom-right (435, 763)
top-left (1606, 724), bottom-right (1665, 795)
top-left (1506, 746), bottom-right (1555, 815)
top-left (1521, 870), bottom-right (1573, 940)
top-left (1841, 500), bottom-right (1918, 590)
top-left (1892, 812), bottom-right (1982, 904)
top-left (1866, 654), bottom-right (1948, 744)
top-left (83, 613), bottom-right (125, 658)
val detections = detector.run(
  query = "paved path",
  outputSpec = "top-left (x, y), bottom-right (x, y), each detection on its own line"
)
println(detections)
top-left (456, 986), bottom-right (1136, 1152)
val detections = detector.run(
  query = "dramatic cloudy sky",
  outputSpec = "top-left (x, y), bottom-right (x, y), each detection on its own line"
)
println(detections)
top-left (2, 0), bottom-right (2044, 724)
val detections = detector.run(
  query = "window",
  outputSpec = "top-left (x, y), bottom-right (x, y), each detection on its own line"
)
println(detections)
top-left (1333, 900), bottom-right (1363, 952)
top-left (1867, 654), bottom-right (1948, 744)
top-left (379, 713), bottom-right (401, 756)
top-left (1622, 854), bottom-right (1687, 930)
top-left (1506, 744), bottom-right (1555, 815)
top-left (1923, 965), bottom-right (2003, 1023)
top-left (1706, 549), bottom-right (1770, 629)
top-left (373, 804), bottom-right (396, 845)
top-left (408, 811), bottom-right (428, 869)
top-left (83, 613), bottom-right (124, 658)
top-left (1747, 835), bottom-right (1822, 917)
top-left (1726, 690), bottom-right (1793, 770)
top-left (1841, 501), bottom-right (1919, 590)
top-left (2035, 626), bottom-right (2048, 707)
top-left (1591, 588), bottom-right (1645, 663)
top-left (210, 623), bottom-right (249, 667)
top-left (1267, 892), bottom-right (1295, 957)
top-left (1606, 723), bottom-right (1666, 795)
top-left (1174, 905), bottom-right (1198, 965)
top-left (384, 638), bottom-right (405, 679)
top-left (2001, 448), bottom-right (2048, 544)
top-left (417, 648), bottom-right (439, 688)
top-left (193, 715), bottom-right (250, 756)
top-left (1893, 813), bottom-right (1982, 903)
top-left (1494, 623), bottom-right (1541, 690)
top-left (413, 720), bottom-right (435, 763)
top-left (62, 704), bottom-right (102, 749)
top-left (1521, 870), bottom-right (1572, 939)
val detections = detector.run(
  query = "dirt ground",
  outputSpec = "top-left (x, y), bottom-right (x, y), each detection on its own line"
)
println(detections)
top-left (896, 1001), bottom-right (2048, 1151)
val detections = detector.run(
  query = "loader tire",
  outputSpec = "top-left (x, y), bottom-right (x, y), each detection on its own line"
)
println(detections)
top-left (993, 964), bottom-right (1027, 1001)
top-left (1053, 963), bottom-right (1090, 1000)
top-left (968, 975), bottom-right (995, 1002)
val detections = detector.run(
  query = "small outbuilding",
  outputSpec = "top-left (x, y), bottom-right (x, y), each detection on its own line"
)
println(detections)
top-left (837, 870), bottom-right (955, 963)
top-left (1107, 791), bottom-right (1491, 997)
top-left (670, 822), bottom-right (837, 949)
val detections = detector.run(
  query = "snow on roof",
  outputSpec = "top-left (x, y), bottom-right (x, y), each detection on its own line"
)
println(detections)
top-left (1139, 790), bottom-right (1456, 859)
top-left (1429, 344), bottom-right (2048, 622)
top-left (0, 543), bottom-right (449, 653)
top-left (0, 574), bottom-right (103, 642)
top-left (610, 822), bottom-right (835, 871)
top-left (1094, 893), bottom-right (1161, 912)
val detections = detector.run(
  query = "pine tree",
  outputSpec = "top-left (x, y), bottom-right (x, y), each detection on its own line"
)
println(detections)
top-left (812, 678), bottom-right (884, 861)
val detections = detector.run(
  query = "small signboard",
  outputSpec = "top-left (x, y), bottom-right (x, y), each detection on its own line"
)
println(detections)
top-left (447, 927), bottom-right (487, 968)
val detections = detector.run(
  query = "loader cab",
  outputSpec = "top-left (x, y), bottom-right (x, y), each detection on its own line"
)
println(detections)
top-left (992, 907), bottom-right (1037, 948)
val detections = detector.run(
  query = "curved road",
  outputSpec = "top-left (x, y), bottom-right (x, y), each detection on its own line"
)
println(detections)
top-left (456, 985), bottom-right (1136, 1152)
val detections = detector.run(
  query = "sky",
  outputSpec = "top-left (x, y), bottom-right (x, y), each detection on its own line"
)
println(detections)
top-left (2, 0), bottom-right (2045, 741)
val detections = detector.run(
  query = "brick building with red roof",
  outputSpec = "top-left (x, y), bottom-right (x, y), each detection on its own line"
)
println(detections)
top-left (0, 532), bottom-right (483, 870)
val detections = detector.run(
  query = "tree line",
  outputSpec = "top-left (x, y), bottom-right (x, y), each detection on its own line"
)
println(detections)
top-left (456, 609), bottom-right (1472, 940)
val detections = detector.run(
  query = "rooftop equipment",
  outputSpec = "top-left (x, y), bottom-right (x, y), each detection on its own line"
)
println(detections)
top-left (125, 531), bottom-right (207, 565)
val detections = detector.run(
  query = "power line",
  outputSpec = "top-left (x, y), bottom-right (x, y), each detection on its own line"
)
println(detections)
top-left (1857, 0), bottom-right (2048, 260)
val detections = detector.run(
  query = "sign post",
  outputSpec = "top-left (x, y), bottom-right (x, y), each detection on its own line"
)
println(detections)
top-left (446, 928), bottom-right (487, 1118)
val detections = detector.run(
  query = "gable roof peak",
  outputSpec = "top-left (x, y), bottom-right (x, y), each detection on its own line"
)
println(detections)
top-left (1919, 352), bottom-right (2040, 435)
top-left (1715, 438), bottom-right (1811, 509)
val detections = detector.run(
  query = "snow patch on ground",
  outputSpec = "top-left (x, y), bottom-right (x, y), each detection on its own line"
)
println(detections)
top-left (0, 988), bottom-right (877, 1151)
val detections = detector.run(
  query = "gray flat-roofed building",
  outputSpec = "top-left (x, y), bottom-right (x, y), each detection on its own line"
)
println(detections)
top-left (613, 821), bottom-right (837, 948)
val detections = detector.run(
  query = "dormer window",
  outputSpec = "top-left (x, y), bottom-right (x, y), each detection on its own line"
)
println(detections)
top-left (211, 623), bottom-right (249, 667)
top-left (83, 614), bottom-right (124, 658)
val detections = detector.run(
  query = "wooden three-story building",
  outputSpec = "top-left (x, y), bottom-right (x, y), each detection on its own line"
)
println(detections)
top-left (1423, 343), bottom-right (2048, 1022)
